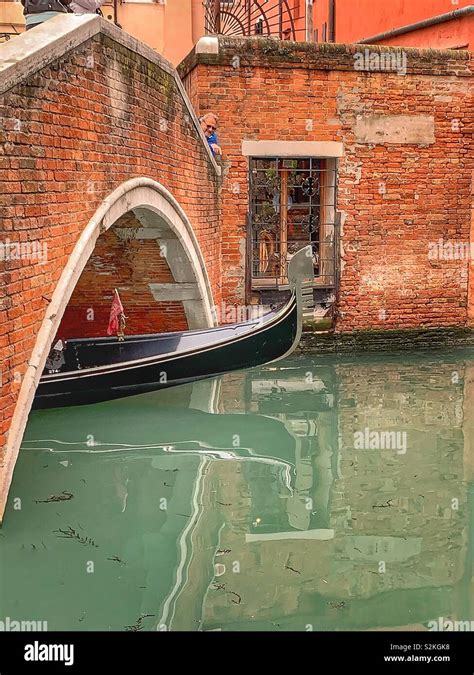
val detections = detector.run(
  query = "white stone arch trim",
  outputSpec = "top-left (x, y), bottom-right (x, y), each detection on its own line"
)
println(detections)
top-left (0, 177), bottom-right (216, 521)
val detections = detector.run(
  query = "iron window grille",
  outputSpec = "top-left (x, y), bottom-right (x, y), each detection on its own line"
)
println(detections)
top-left (249, 157), bottom-right (338, 290)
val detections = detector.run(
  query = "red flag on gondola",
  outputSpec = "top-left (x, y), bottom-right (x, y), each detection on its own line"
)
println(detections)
top-left (107, 288), bottom-right (125, 337)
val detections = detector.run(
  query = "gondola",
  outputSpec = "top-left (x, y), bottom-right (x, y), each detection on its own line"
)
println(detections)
top-left (34, 246), bottom-right (314, 409)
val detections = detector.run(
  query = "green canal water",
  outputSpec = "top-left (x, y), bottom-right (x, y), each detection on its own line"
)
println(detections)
top-left (1, 350), bottom-right (473, 632)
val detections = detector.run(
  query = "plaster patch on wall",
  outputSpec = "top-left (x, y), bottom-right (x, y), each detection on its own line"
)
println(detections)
top-left (106, 58), bottom-right (130, 121)
top-left (336, 90), bottom-right (368, 125)
top-left (338, 211), bottom-right (348, 276)
top-left (354, 115), bottom-right (435, 145)
top-left (344, 159), bottom-right (363, 185)
top-left (222, 236), bottom-right (247, 300)
top-left (239, 236), bottom-right (246, 265)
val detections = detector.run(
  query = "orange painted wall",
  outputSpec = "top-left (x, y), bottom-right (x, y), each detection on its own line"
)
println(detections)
top-left (115, 3), bottom-right (166, 55)
top-left (312, 0), bottom-right (473, 47)
top-left (378, 13), bottom-right (473, 49)
top-left (112, 0), bottom-right (204, 65)
top-left (0, 0), bottom-right (24, 35)
top-left (120, 0), bottom-right (197, 66)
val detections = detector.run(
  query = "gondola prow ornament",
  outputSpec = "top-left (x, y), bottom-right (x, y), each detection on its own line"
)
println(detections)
top-left (107, 289), bottom-right (127, 341)
top-left (287, 245), bottom-right (315, 318)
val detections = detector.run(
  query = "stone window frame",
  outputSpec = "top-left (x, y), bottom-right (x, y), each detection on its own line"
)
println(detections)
top-left (244, 141), bottom-right (342, 292)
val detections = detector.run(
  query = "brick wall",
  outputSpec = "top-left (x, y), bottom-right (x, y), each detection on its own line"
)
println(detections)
top-left (0, 26), bottom-right (220, 458)
top-left (180, 38), bottom-right (473, 331)
top-left (58, 213), bottom-right (188, 339)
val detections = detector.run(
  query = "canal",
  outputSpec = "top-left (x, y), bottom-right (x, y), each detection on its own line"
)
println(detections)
top-left (0, 350), bottom-right (473, 631)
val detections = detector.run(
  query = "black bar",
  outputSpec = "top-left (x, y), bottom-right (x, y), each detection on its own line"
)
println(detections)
top-left (0, 631), bottom-right (472, 672)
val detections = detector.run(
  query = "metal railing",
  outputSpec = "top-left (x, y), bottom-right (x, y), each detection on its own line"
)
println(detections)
top-left (204, 0), bottom-right (310, 41)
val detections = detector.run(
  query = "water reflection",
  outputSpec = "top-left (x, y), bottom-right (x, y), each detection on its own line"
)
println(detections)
top-left (0, 351), bottom-right (473, 631)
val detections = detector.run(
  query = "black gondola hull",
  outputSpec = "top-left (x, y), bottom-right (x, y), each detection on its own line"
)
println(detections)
top-left (34, 294), bottom-right (298, 409)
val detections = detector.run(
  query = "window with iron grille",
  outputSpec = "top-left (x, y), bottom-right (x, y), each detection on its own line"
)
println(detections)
top-left (249, 157), bottom-right (338, 290)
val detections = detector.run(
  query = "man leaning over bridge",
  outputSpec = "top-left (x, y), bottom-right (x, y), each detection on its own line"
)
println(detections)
top-left (200, 113), bottom-right (222, 157)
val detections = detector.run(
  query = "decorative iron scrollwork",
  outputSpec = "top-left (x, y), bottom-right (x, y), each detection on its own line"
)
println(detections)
top-left (205, 0), bottom-right (299, 40)
top-left (301, 175), bottom-right (320, 198)
top-left (300, 211), bottom-right (320, 233)
top-left (253, 168), bottom-right (279, 193)
top-left (253, 203), bottom-right (280, 231)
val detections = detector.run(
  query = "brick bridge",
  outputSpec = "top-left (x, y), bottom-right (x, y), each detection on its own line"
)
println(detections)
top-left (0, 15), bottom-right (222, 520)
top-left (1, 17), bottom-right (473, 521)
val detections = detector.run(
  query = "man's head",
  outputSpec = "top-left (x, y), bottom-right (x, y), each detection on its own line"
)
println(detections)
top-left (200, 113), bottom-right (218, 138)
